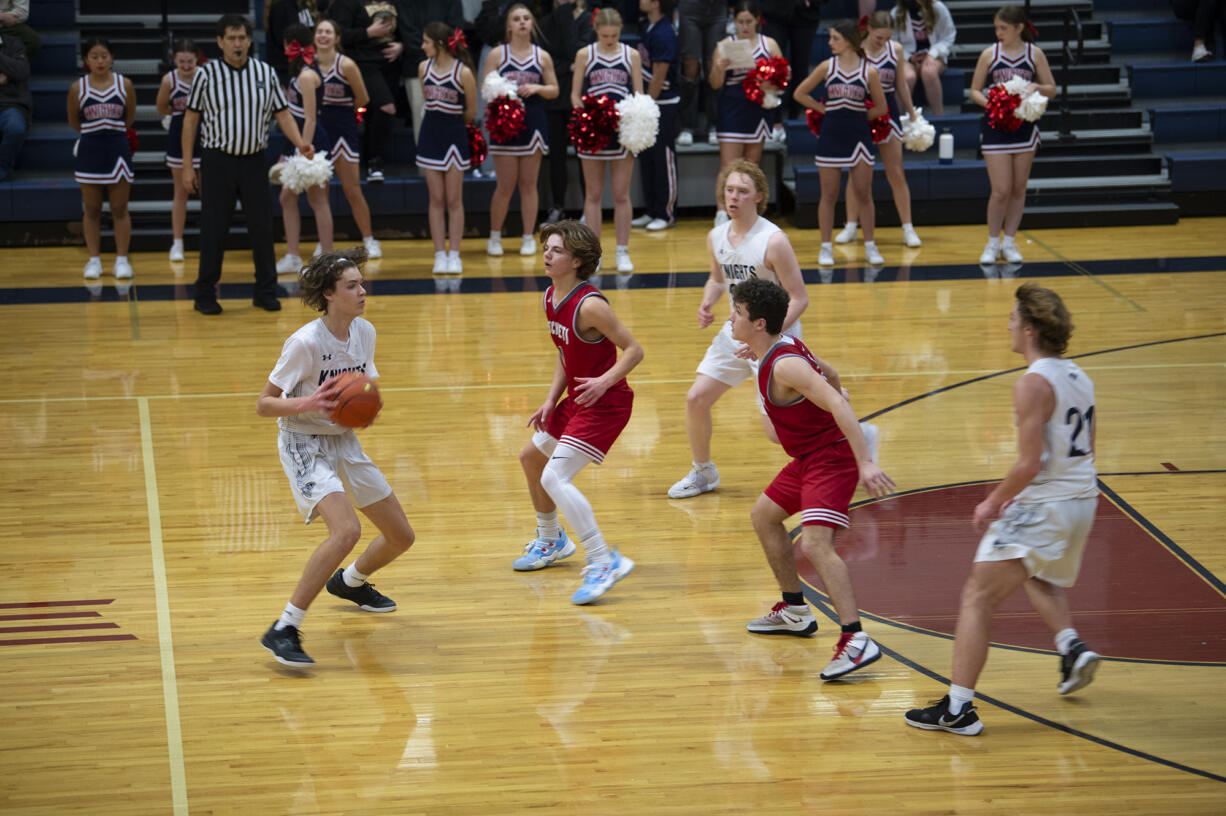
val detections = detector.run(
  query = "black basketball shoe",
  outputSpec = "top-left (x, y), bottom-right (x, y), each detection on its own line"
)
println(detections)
top-left (1059, 640), bottom-right (1102, 694)
top-left (325, 569), bottom-right (397, 612)
top-left (904, 696), bottom-right (984, 736)
top-left (261, 623), bottom-right (314, 666)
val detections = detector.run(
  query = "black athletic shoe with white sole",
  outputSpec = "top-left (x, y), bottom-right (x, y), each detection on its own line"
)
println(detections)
top-left (325, 569), bottom-right (397, 611)
top-left (904, 695), bottom-right (984, 736)
top-left (1059, 640), bottom-right (1101, 694)
top-left (261, 623), bottom-right (314, 666)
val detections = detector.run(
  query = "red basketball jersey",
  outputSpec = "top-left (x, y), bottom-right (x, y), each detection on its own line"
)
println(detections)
top-left (544, 283), bottom-right (632, 398)
top-left (758, 335), bottom-right (844, 459)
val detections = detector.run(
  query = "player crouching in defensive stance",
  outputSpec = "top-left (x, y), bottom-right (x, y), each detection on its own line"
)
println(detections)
top-left (256, 248), bottom-right (415, 666)
top-left (905, 283), bottom-right (1101, 735)
top-left (514, 220), bottom-right (644, 604)
top-left (730, 277), bottom-right (896, 680)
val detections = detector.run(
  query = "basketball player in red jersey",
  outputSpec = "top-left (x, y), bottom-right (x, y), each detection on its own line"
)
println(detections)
top-left (730, 277), bottom-right (896, 680)
top-left (514, 220), bottom-right (645, 604)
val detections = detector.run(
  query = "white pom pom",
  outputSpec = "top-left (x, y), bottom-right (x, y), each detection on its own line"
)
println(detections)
top-left (1002, 76), bottom-right (1030, 97)
top-left (278, 151), bottom-right (334, 192)
top-left (482, 73), bottom-right (519, 103)
top-left (761, 88), bottom-right (783, 110)
top-left (615, 92), bottom-right (660, 155)
top-left (1015, 90), bottom-right (1048, 122)
top-left (900, 109), bottom-right (935, 152)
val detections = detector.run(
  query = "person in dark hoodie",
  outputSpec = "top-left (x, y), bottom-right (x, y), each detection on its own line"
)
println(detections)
top-left (0, 26), bottom-right (30, 182)
top-left (537, 0), bottom-right (594, 223)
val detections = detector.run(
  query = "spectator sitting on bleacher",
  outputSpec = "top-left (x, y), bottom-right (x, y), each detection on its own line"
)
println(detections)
top-left (1173, 0), bottom-right (1226, 62)
top-left (0, 0), bottom-right (39, 60)
top-left (894, 0), bottom-right (956, 115)
top-left (0, 26), bottom-right (29, 182)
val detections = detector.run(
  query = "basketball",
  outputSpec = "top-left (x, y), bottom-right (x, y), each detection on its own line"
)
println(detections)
top-left (330, 372), bottom-right (382, 428)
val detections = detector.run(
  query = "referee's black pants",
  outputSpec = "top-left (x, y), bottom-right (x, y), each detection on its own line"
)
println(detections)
top-left (194, 148), bottom-right (278, 305)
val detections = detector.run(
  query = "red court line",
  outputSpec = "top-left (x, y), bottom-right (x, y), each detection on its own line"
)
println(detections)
top-left (0, 634), bottom-right (137, 646)
top-left (0, 611), bottom-right (102, 621)
top-left (0, 622), bottom-right (119, 634)
top-left (1162, 462), bottom-right (1180, 471)
top-left (0, 599), bottom-right (115, 609)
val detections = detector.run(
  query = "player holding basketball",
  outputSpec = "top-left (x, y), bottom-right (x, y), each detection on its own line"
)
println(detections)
top-left (255, 247), bottom-right (415, 666)
top-left (905, 283), bottom-right (1101, 735)
top-left (729, 277), bottom-right (895, 680)
top-left (513, 220), bottom-right (644, 604)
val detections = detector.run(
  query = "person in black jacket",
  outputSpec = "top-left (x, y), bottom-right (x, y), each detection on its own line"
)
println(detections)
top-left (0, 28), bottom-right (30, 182)
top-left (538, 0), bottom-right (594, 223)
top-left (265, 0), bottom-right (320, 85)
top-left (758, 0), bottom-right (821, 122)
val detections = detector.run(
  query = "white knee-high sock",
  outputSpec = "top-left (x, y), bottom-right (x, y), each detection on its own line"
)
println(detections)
top-left (540, 445), bottom-right (608, 561)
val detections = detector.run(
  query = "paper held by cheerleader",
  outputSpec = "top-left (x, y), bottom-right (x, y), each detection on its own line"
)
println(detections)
top-left (719, 39), bottom-right (756, 71)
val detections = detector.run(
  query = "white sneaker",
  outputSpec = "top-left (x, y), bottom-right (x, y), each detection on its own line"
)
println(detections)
top-left (311, 244), bottom-right (322, 258)
top-left (667, 463), bottom-right (719, 499)
top-left (834, 223), bottom-right (858, 244)
top-left (113, 258), bottom-right (133, 279)
top-left (770, 125), bottom-right (787, 145)
top-left (519, 235), bottom-right (536, 256)
top-left (707, 129), bottom-right (718, 146)
top-left (486, 235), bottom-right (503, 256)
top-left (860, 422), bottom-right (880, 464)
top-left (979, 242), bottom-right (999, 265)
top-left (820, 631), bottom-right (882, 680)
top-left (448, 252), bottom-right (463, 273)
top-left (276, 254), bottom-right (303, 274)
top-left (747, 602), bottom-right (818, 636)
top-left (615, 248), bottom-right (634, 272)
top-left (713, 210), bottom-right (730, 227)
top-left (169, 241), bottom-right (184, 261)
top-left (864, 243), bottom-right (884, 266)
top-left (1001, 242), bottom-right (1024, 263)
top-left (363, 236), bottom-right (382, 258)
top-left (818, 246), bottom-right (835, 266)
top-left (83, 257), bottom-right (102, 279)
top-left (1192, 43), bottom-right (1213, 62)
top-left (631, 214), bottom-right (652, 227)
top-left (902, 225), bottom-right (922, 248)
top-left (677, 129), bottom-right (694, 146)
top-left (432, 251), bottom-right (448, 273)
top-left (645, 218), bottom-right (671, 231)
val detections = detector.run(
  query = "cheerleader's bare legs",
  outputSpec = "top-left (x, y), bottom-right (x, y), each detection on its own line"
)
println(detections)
top-left (489, 152), bottom-right (543, 254)
top-left (170, 166), bottom-right (190, 248)
top-left (983, 151), bottom-right (1034, 262)
top-left (426, 166), bottom-right (466, 272)
top-left (842, 136), bottom-right (914, 242)
top-left (279, 182), bottom-right (334, 261)
top-left (81, 180), bottom-right (131, 262)
top-left (334, 157), bottom-right (374, 241)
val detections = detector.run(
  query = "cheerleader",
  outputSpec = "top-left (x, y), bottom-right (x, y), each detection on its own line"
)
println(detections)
top-left (313, 19), bottom-right (381, 261)
top-left (276, 24), bottom-right (334, 275)
top-left (894, 0), bottom-right (956, 115)
top-left (794, 19), bottom-right (888, 267)
top-left (66, 37), bottom-right (135, 280)
top-left (417, 22), bottom-right (477, 274)
top-left (708, 1), bottom-right (782, 224)
top-left (156, 39), bottom-right (200, 262)
top-left (483, 3), bottom-right (558, 258)
top-left (970, 5), bottom-right (1056, 264)
top-left (837, 12), bottom-right (922, 249)
top-left (571, 7), bottom-right (642, 272)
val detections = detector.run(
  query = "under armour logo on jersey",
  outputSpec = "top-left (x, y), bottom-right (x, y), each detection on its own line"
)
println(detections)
top-left (322, 353), bottom-right (333, 361)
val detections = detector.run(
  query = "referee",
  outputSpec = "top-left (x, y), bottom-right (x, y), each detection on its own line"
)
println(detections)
top-left (181, 13), bottom-right (313, 315)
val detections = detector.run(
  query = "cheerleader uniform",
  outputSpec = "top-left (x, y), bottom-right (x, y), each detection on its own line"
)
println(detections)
top-left (489, 44), bottom-right (548, 156)
top-left (319, 57), bottom-right (360, 165)
top-left (864, 41), bottom-right (903, 143)
top-left (75, 73), bottom-right (133, 185)
top-left (578, 43), bottom-right (634, 160)
top-left (716, 34), bottom-right (771, 144)
top-left (286, 65), bottom-right (331, 157)
top-left (164, 70), bottom-right (201, 169)
top-left (814, 58), bottom-right (874, 168)
top-left (416, 58), bottom-right (470, 171)
top-left (980, 42), bottom-right (1040, 154)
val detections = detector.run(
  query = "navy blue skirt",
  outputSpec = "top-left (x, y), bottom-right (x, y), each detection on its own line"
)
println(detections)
top-left (320, 104), bottom-right (360, 164)
top-left (75, 130), bottom-right (133, 185)
top-left (165, 114), bottom-right (201, 168)
top-left (490, 96), bottom-right (549, 156)
top-left (814, 108), bottom-right (875, 168)
top-left (980, 115), bottom-right (1039, 155)
top-left (415, 110), bottom-right (469, 171)
top-left (716, 83), bottom-right (770, 143)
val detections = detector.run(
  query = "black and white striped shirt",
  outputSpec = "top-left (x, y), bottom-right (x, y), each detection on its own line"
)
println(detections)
top-left (186, 56), bottom-right (288, 155)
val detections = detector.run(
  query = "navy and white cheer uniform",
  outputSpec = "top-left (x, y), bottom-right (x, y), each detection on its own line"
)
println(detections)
top-left (319, 57), bottom-right (359, 164)
top-left (578, 43), bottom-right (634, 160)
top-left (489, 44), bottom-right (548, 156)
top-left (814, 58), bottom-right (874, 168)
top-left (864, 41), bottom-right (903, 143)
top-left (980, 42), bottom-right (1040, 154)
top-left (75, 73), bottom-right (133, 184)
top-left (286, 65), bottom-right (331, 157)
top-left (716, 33), bottom-right (771, 144)
top-left (416, 58), bottom-right (470, 171)
top-left (164, 70), bottom-right (200, 168)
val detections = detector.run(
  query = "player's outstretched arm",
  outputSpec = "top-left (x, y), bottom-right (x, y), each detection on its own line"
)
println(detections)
top-left (698, 229), bottom-right (724, 328)
top-left (571, 297), bottom-right (644, 407)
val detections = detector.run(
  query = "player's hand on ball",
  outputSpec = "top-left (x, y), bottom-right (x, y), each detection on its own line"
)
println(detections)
top-left (859, 463), bottom-right (895, 498)
top-left (302, 376), bottom-right (339, 416)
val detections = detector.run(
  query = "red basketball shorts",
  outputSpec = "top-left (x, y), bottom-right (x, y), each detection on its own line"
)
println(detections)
top-left (544, 388), bottom-right (634, 464)
top-left (764, 440), bottom-right (859, 528)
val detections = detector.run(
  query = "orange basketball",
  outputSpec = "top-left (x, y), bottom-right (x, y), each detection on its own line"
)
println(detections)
top-left (330, 372), bottom-right (382, 428)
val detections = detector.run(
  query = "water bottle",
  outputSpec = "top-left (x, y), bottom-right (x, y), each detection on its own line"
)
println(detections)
top-left (938, 129), bottom-right (954, 165)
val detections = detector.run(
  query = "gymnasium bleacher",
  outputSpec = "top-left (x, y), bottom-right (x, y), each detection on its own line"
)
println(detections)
top-left (3, 0), bottom-right (1223, 250)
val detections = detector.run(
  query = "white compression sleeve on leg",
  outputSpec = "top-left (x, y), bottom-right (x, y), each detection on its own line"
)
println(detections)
top-left (539, 443), bottom-right (599, 542)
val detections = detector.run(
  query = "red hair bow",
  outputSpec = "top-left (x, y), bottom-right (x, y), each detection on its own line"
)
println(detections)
top-left (1025, 21), bottom-right (1038, 37)
top-left (858, 14), bottom-right (870, 31)
top-left (285, 42), bottom-right (315, 65)
top-left (447, 28), bottom-right (467, 55)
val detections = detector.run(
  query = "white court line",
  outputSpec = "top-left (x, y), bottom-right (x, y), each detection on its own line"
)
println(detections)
top-left (138, 397), bottom-right (190, 816)
top-left (0, 362), bottom-right (1222, 406)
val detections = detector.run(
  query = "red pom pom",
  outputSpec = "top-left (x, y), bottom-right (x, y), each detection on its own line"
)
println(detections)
top-left (741, 55), bottom-right (790, 109)
top-left (986, 85), bottom-right (1023, 133)
top-left (567, 93), bottom-right (619, 154)
top-left (869, 113), bottom-right (892, 144)
top-left (466, 123), bottom-right (487, 170)
top-left (125, 128), bottom-right (138, 153)
top-left (806, 108), bottom-right (824, 136)
top-left (485, 96), bottom-right (527, 144)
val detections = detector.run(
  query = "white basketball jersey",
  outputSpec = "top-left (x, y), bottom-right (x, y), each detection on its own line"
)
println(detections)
top-left (269, 317), bottom-right (380, 435)
top-left (1016, 356), bottom-right (1098, 502)
top-left (713, 216), bottom-right (802, 336)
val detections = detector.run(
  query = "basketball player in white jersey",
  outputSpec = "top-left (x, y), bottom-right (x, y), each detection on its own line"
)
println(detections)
top-left (905, 283), bottom-right (1102, 736)
top-left (668, 159), bottom-right (878, 499)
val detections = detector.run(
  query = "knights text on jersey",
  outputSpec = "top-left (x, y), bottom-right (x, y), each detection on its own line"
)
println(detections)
top-left (269, 317), bottom-right (380, 435)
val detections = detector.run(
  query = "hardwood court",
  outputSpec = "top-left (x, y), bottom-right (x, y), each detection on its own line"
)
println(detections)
top-left (1, 218), bottom-right (1224, 814)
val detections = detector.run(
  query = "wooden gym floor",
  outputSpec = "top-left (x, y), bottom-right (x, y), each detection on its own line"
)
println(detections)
top-left (1, 217), bottom-right (1224, 814)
